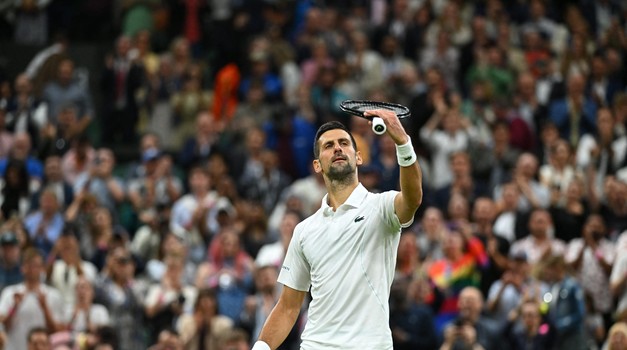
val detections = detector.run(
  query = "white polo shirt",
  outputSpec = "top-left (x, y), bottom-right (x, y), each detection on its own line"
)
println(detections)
top-left (278, 184), bottom-right (410, 350)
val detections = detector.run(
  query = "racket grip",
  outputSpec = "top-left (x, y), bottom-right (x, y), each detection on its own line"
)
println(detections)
top-left (372, 117), bottom-right (386, 135)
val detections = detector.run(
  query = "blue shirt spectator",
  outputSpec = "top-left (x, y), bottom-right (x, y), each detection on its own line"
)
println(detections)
top-left (23, 189), bottom-right (65, 257)
top-left (0, 232), bottom-right (23, 291)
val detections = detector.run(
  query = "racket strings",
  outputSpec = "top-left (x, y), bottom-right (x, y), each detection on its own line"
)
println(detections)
top-left (341, 100), bottom-right (410, 117)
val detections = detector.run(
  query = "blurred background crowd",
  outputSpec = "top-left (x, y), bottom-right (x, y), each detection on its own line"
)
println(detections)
top-left (0, 0), bottom-right (627, 349)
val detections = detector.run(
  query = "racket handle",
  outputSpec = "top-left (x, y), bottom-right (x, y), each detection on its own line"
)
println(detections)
top-left (372, 117), bottom-right (386, 135)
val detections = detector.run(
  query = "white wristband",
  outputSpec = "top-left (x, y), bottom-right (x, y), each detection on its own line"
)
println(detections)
top-left (252, 341), bottom-right (271, 350)
top-left (396, 137), bottom-right (417, 167)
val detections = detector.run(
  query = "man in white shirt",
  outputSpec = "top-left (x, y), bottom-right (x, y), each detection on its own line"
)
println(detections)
top-left (252, 110), bottom-right (424, 349)
top-left (0, 248), bottom-right (63, 350)
top-left (510, 208), bottom-right (565, 266)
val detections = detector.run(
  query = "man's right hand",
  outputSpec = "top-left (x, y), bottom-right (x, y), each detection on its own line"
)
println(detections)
top-left (13, 292), bottom-right (24, 306)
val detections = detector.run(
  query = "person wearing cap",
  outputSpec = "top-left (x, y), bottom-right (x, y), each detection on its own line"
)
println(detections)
top-left (486, 250), bottom-right (549, 324)
top-left (539, 255), bottom-right (587, 350)
top-left (0, 232), bottom-right (23, 291)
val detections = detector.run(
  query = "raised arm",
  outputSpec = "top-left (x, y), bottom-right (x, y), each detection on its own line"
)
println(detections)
top-left (364, 110), bottom-right (423, 225)
top-left (255, 285), bottom-right (306, 350)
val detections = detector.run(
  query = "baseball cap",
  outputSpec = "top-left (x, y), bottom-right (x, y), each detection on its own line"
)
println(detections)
top-left (142, 148), bottom-right (162, 163)
top-left (0, 232), bottom-right (18, 246)
top-left (509, 250), bottom-right (528, 262)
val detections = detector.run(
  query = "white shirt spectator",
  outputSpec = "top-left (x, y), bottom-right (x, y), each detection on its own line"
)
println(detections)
top-left (62, 303), bottom-right (110, 332)
top-left (610, 253), bottom-right (627, 318)
top-left (49, 259), bottom-right (98, 307)
top-left (0, 283), bottom-right (63, 350)
top-left (255, 241), bottom-right (284, 269)
top-left (565, 238), bottom-right (616, 313)
top-left (493, 211), bottom-right (517, 243)
top-left (419, 128), bottom-right (470, 190)
top-left (510, 236), bottom-right (566, 266)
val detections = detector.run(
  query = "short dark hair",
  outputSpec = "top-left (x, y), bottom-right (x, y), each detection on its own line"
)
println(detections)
top-left (194, 288), bottom-right (218, 311)
top-left (313, 121), bottom-right (357, 158)
top-left (27, 327), bottom-right (48, 343)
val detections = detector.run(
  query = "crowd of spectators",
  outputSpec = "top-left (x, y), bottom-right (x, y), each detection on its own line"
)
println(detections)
top-left (1, 0), bottom-right (627, 349)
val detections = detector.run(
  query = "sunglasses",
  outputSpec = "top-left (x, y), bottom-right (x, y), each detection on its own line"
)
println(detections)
top-left (116, 256), bottom-right (131, 264)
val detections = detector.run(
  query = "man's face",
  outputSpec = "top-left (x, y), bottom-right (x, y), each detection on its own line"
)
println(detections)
top-left (529, 210), bottom-right (551, 237)
top-left (421, 208), bottom-right (443, 233)
top-left (44, 157), bottom-right (62, 181)
top-left (28, 332), bottom-right (50, 350)
top-left (58, 60), bottom-right (74, 85)
top-left (451, 154), bottom-right (470, 177)
top-left (458, 289), bottom-right (482, 321)
top-left (40, 192), bottom-right (59, 215)
top-left (516, 154), bottom-right (538, 178)
top-left (22, 256), bottom-right (44, 282)
top-left (1, 244), bottom-right (20, 264)
top-left (314, 129), bottom-right (362, 181)
top-left (472, 199), bottom-right (495, 225)
top-left (12, 134), bottom-right (31, 159)
top-left (521, 303), bottom-right (541, 330)
top-left (189, 170), bottom-right (210, 193)
top-left (75, 278), bottom-right (93, 303)
top-left (256, 266), bottom-right (279, 292)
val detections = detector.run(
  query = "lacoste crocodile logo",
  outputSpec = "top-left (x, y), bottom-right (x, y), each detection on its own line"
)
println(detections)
top-left (354, 216), bottom-right (365, 222)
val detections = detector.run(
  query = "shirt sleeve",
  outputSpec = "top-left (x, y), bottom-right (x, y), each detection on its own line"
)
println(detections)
top-left (564, 240), bottom-right (583, 264)
top-left (487, 280), bottom-right (503, 303)
top-left (144, 285), bottom-right (161, 307)
top-left (611, 255), bottom-right (627, 284)
top-left (49, 289), bottom-right (65, 322)
top-left (379, 190), bottom-right (407, 229)
top-left (0, 287), bottom-right (14, 316)
top-left (277, 223), bottom-right (311, 291)
top-left (91, 304), bottom-right (111, 327)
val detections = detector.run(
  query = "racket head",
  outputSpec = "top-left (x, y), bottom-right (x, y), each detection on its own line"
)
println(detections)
top-left (339, 100), bottom-right (411, 120)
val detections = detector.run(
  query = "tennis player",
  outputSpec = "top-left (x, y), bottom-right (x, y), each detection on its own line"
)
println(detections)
top-left (252, 109), bottom-right (424, 350)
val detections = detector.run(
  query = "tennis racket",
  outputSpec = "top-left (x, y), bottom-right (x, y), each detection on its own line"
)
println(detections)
top-left (339, 100), bottom-right (411, 135)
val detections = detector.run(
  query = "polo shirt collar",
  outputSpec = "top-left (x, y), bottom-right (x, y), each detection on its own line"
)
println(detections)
top-left (321, 183), bottom-right (368, 216)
